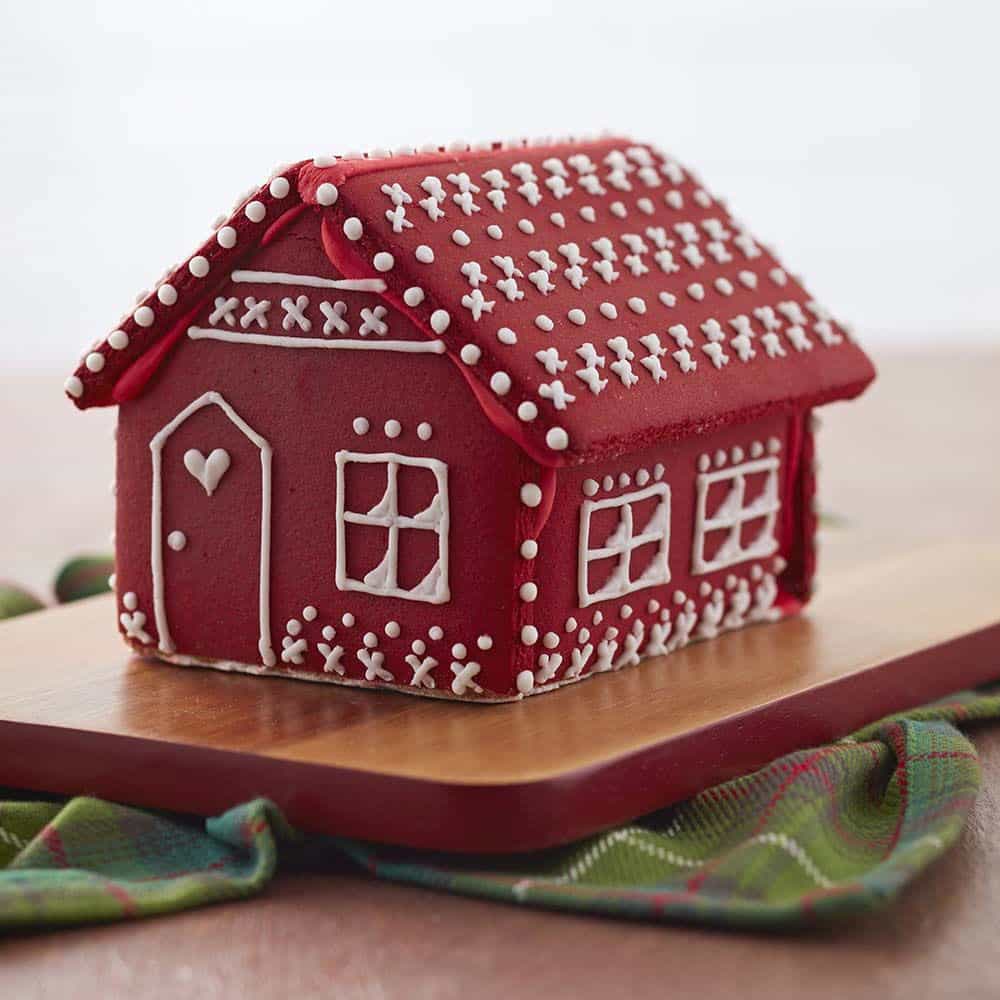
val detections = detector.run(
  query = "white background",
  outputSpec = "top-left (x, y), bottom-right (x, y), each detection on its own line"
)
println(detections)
top-left (1, 0), bottom-right (996, 368)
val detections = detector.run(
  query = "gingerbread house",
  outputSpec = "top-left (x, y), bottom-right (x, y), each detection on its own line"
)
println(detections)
top-left (66, 135), bottom-right (875, 701)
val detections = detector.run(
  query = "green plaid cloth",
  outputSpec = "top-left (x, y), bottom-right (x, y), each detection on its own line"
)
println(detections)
top-left (1, 568), bottom-right (998, 930)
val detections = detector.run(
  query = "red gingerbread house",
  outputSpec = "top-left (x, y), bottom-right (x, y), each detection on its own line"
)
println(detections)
top-left (66, 135), bottom-right (875, 701)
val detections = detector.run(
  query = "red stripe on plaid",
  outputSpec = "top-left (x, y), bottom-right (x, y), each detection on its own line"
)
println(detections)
top-left (41, 825), bottom-right (69, 868)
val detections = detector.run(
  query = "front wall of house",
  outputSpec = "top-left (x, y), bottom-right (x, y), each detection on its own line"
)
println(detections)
top-left (113, 210), bottom-right (525, 698)
top-left (521, 412), bottom-right (811, 689)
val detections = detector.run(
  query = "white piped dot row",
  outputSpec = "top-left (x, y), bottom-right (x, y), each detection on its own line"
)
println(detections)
top-left (352, 416), bottom-right (433, 441)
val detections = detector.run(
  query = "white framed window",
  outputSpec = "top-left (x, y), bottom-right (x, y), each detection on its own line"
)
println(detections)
top-left (335, 450), bottom-right (450, 604)
top-left (692, 456), bottom-right (781, 574)
top-left (577, 483), bottom-right (671, 608)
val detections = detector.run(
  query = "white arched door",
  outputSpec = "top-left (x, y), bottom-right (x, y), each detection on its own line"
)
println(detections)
top-left (149, 391), bottom-right (275, 667)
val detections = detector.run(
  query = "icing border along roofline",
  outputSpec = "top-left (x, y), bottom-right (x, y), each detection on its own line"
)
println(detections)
top-left (66, 134), bottom-right (875, 472)
top-left (299, 136), bottom-right (875, 467)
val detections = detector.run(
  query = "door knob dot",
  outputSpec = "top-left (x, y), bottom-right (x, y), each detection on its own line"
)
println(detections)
top-left (167, 530), bottom-right (187, 552)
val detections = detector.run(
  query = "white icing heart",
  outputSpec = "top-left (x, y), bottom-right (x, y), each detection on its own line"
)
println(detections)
top-left (183, 448), bottom-right (231, 496)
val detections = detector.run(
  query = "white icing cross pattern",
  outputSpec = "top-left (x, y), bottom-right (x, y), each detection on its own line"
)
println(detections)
top-left (281, 295), bottom-right (310, 332)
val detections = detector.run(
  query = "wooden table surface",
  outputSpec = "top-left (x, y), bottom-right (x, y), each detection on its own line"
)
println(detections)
top-left (3, 350), bottom-right (1000, 998)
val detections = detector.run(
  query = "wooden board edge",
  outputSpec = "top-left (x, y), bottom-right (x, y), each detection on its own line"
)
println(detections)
top-left (3, 620), bottom-right (998, 854)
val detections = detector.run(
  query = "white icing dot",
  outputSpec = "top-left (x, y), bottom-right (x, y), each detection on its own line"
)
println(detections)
top-left (520, 625), bottom-right (539, 646)
top-left (385, 620), bottom-right (401, 638)
top-left (599, 302), bottom-right (617, 320)
top-left (342, 612), bottom-right (355, 627)
top-left (583, 478), bottom-right (598, 497)
top-left (627, 297), bottom-right (646, 315)
top-left (123, 591), bottom-right (138, 611)
top-left (543, 632), bottom-right (559, 649)
top-left (715, 278), bottom-right (734, 296)
top-left (490, 371), bottom-right (512, 395)
top-left (189, 256), bottom-right (210, 278)
top-left (108, 330), bottom-right (129, 350)
top-left (610, 201), bottom-right (627, 218)
top-left (167, 530), bottom-right (186, 552)
top-left (517, 401), bottom-right (538, 421)
top-left (156, 284), bottom-right (178, 306)
top-left (411, 638), bottom-right (426, 655)
top-left (303, 605), bottom-right (318, 621)
top-left (535, 314), bottom-right (554, 332)
top-left (403, 287), bottom-right (424, 307)
top-left (550, 212), bottom-right (565, 228)
top-left (417, 422), bottom-right (433, 441)
top-left (452, 229), bottom-right (471, 247)
top-left (637, 197), bottom-right (655, 215)
top-left (619, 472), bottom-right (631, 487)
top-left (621, 605), bottom-right (633, 620)
top-left (245, 200), bottom-right (266, 223)
top-left (133, 306), bottom-right (154, 327)
top-left (452, 642), bottom-right (468, 659)
top-left (477, 635), bottom-right (493, 651)
top-left (654, 463), bottom-right (665, 480)
top-left (460, 344), bottom-right (481, 365)
top-left (217, 226), bottom-right (237, 249)
top-left (580, 206), bottom-right (596, 223)
top-left (384, 419), bottom-right (402, 438)
top-left (520, 483), bottom-right (542, 507)
top-left (566, 616), bottom-right (579, 632)
top-left (636, 468), bottom-right (650, 486)
top-left (486, 224), bottom-right (503, 240)
top-left (343, 217), bottom-right (364, 240)
top-left (687, 283), bottom-right (705, 301)
top-left (568, 308), bottom-right (586, 326)
top-left (520, 539), bottom-right (538, 559)
top-left (287, 619), bottom-right (302, 636)
top-left (353, 417), bottom-right (369, 435)
top-left (428, 625), bottom-right (444, 641)
top-left (546, 427), bottom-right (569, 451)
top-left (497, 327), bottom-right (517, 345)
top-left (85, 352), bottom-right (105, 372)
top-left (415, 245), bottom-right (435, 264)
top-left (269, 176), bottom-right (290, 199)
top-left (64, 375), bottom-right (83, 398)
top-left (316, 182), bottom-right (339, 206)
top-left (516, 670), bottom-right (535, 694)
top-left (430, 310), bottom-right (450, 334)
top-left (593, 610), bottom-right (604, 625)
top-left (373, 252), bottom-right (394, 272)
top-left (363, 631), bottom-right (378, 648)
top-left (322, 626), bottom-right (337, 642)
top-left (602, 475), bottom-right (614, 491)
top-left (517, 219), bottom-right (535, 235)
top-left (519, 582), bottom-right (538, 602)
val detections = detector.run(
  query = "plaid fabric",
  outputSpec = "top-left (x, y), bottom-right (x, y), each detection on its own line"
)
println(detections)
top-left (2, 687), bottom-right (998, 930)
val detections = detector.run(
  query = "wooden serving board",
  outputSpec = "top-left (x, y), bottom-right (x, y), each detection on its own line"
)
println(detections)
top-left (1, 540), bottom-right (998, 853)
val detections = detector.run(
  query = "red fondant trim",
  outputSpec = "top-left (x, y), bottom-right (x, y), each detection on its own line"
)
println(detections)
top-left (110, 304), bottom-right (205, 404)
top-left (260, 203), bottom-right (310, 247)
top-left (319, 214), bottom-right (569, 469)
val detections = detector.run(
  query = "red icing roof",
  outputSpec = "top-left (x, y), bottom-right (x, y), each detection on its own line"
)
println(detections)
top-left (68, 135), bottom-right (874, 466)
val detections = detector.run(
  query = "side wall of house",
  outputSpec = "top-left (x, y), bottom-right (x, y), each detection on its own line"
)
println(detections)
top-left (113, 208), bottom-right (525, 699)
top-left (518, 411), bottom-right (812, 692)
